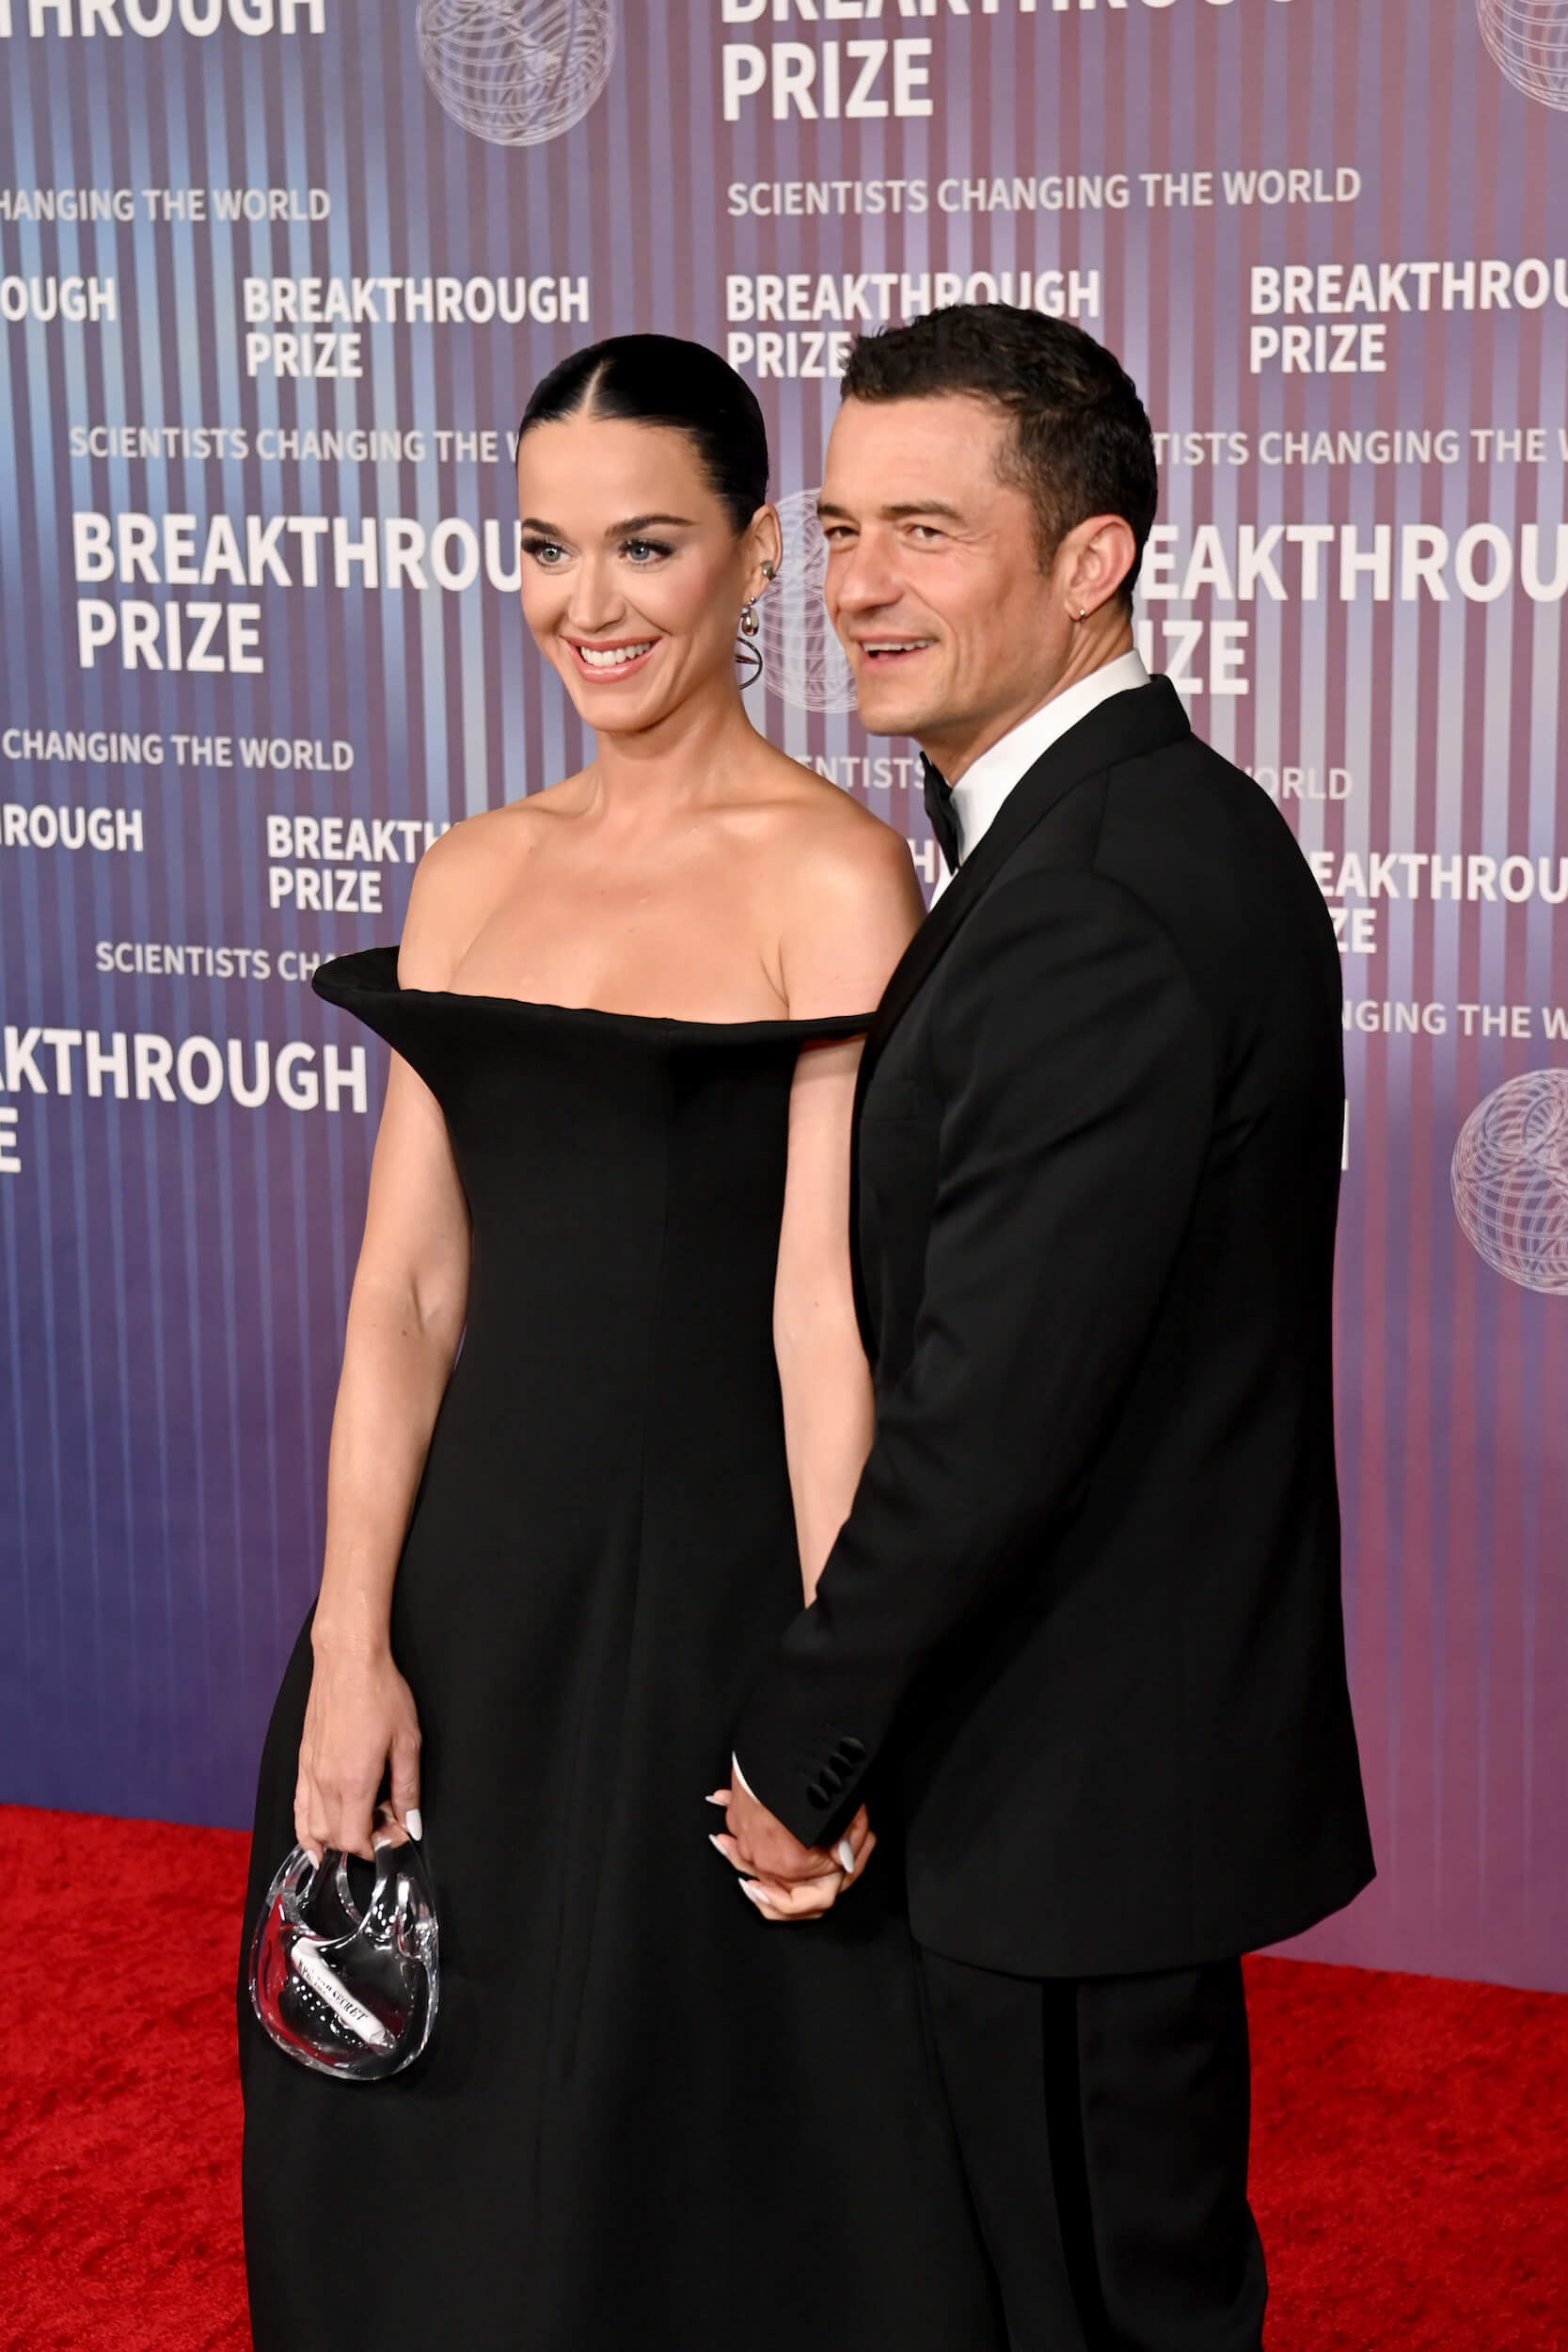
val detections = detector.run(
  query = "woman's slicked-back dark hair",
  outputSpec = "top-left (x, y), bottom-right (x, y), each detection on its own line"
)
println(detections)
top-left (518, 334), bottom-right (770, 535)
top-left (842, 306), bottom-right (1158, 604)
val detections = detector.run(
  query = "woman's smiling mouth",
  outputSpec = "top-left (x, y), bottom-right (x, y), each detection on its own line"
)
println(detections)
top-left (568, 637), bottom-right (658, 678)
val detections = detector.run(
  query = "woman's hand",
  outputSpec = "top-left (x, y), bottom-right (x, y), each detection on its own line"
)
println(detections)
top-left (734, 1849), bottom-right (875, 1924)
top-left (708, 1790), bottom-right (877, 1924)
top-left (294, 1637), bottom-right (422, 1863)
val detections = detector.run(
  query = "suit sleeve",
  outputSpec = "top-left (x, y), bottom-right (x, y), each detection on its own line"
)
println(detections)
top-left (734, 868), bottom-right (1216, 1846)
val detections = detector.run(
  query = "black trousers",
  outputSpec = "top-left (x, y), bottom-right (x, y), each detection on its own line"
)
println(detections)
top-left (920, 1950), bottom-right (1267, 2352)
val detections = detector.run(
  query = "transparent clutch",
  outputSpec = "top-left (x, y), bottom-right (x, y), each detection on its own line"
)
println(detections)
top-left (247, 1832), bottom-right (439, 2082)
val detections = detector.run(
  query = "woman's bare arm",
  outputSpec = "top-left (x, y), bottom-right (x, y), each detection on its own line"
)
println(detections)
top-left (772, 814), bottom-right (924, 1599)
top-left (773, 1039), bottom-right (876, 1603)
top-left (293, 837), bottom-right (483, 1861)
top-left (720, 813), bottom-right (921, 1921)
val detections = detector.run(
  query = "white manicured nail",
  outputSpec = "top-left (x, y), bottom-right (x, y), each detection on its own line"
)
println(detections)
top-left (835, 1839), bottom-right (856, 1873)
top-left (739, 1879), bottom-right (768, 1907)
top-left (406, 1808), bottom-right (423, 1841)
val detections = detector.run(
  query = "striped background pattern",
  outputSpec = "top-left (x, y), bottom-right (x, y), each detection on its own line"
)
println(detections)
top-left (0, 0), bottom-right (1563, 1989)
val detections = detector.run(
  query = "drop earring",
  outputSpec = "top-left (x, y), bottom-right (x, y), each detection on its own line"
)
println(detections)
top-left (736, 563), bottom-right (776, 690)
top-left (736, 598), bottom-right (763, 690)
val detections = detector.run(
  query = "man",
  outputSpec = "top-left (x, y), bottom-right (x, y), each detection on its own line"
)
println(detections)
top-left (715, 306), bottom-right (1374, 2351)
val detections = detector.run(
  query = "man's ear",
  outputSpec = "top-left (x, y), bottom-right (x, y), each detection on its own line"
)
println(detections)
top-left (1061, 513), bottom-right (1138, 619)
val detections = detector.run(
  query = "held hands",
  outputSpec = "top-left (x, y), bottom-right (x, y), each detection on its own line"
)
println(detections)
top-left (294, 1633), bottom-right (422, 1863)
top-left (707, 1765), bottom-right (876, 1924)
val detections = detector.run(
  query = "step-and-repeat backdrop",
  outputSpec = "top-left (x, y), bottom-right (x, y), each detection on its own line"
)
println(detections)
top-left (1, 0), bottom-right (1564, 1990)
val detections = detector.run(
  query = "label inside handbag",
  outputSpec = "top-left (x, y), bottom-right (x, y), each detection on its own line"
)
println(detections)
top-left (291, 1941), bottom-right (397, 2051)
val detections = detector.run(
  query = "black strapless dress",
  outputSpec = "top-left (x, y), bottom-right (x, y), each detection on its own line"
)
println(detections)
top-left (238, 946), bottom-right (1001, 2352)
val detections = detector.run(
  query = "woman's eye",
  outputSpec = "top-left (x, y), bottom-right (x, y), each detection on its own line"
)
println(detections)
top-left (622, 538), bottom-right (673, 564)
top-left (522, 537), bottom-right (568, 565)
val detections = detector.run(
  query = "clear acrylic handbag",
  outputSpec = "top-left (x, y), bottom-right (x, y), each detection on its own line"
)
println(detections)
top-left (247, 1830), bottom-right (439, 2082)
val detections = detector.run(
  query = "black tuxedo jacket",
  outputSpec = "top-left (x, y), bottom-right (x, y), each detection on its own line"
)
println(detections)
top-left (736, 677), bottom-right (1374, 1979)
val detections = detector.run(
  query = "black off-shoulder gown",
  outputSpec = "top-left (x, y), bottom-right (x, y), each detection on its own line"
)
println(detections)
top-left (238, 946), bottom-right (1001, 2352)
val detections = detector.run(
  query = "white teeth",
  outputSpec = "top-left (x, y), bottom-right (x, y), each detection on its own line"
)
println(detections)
top-left (865, 641), bottom-right (926, 655)
top-left (578, 641), bottom-right (655, 670)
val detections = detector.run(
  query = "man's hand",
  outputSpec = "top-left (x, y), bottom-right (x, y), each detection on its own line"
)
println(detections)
top-left (706, 1765), bottom-right (876, 1923)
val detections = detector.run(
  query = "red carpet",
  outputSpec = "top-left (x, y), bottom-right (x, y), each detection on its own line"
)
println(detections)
top-left (2, 1804), bottom-right (1565, 2352)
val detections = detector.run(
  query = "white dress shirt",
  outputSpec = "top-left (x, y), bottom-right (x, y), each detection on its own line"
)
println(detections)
top-left (930, 646), bottom-right (1149, 901)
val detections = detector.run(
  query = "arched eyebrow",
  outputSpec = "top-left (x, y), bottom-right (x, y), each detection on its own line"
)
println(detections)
top-left (606, 512), bottom-right (697, 535)
top-left (518, 512), bottom-right (697, 539)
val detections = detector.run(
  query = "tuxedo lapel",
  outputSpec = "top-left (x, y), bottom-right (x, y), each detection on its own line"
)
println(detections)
top-left (855, 678), bottom-right (1191, 1119)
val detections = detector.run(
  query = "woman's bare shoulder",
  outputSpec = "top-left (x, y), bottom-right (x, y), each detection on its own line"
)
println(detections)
top-left (757, 755), bottom-right (925, 923)
top-left (736, 751), bottom-right (927, 1013)
top-left (395, 791), bottom-right (565, 990)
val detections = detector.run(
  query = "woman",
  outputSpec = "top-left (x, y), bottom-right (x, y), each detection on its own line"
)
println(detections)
top-left (239, 336), bottom-right (1002, 2351)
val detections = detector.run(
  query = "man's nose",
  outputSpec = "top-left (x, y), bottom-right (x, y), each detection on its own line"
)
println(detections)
top-left (829, 532), bottom-right (900, 613)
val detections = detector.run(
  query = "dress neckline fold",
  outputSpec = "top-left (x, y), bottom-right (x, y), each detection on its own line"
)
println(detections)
top-left (312, 946), bottom-right (873, 1041)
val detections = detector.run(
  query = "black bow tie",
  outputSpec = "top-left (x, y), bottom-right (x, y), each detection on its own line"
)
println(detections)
top-left (921, 754), bottom-right (963, 875)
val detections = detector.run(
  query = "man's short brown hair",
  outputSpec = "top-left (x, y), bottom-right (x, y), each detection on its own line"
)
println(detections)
top-left (841, 305), bottom-right (1159, 608)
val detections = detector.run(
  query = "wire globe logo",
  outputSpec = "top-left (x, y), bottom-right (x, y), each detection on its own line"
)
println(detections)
top-left (416, 0), bottom-right (619, 148)
top-left (1476, 0), bottom-right (1568, 108)
top-left (1451, 1069), bottom-right (1568, 1294)
top-left (758, 489), bottom-right (859, 717)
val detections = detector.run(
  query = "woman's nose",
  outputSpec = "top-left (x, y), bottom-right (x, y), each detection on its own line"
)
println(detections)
top-left (565, 557), bottom-right (625, 635)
